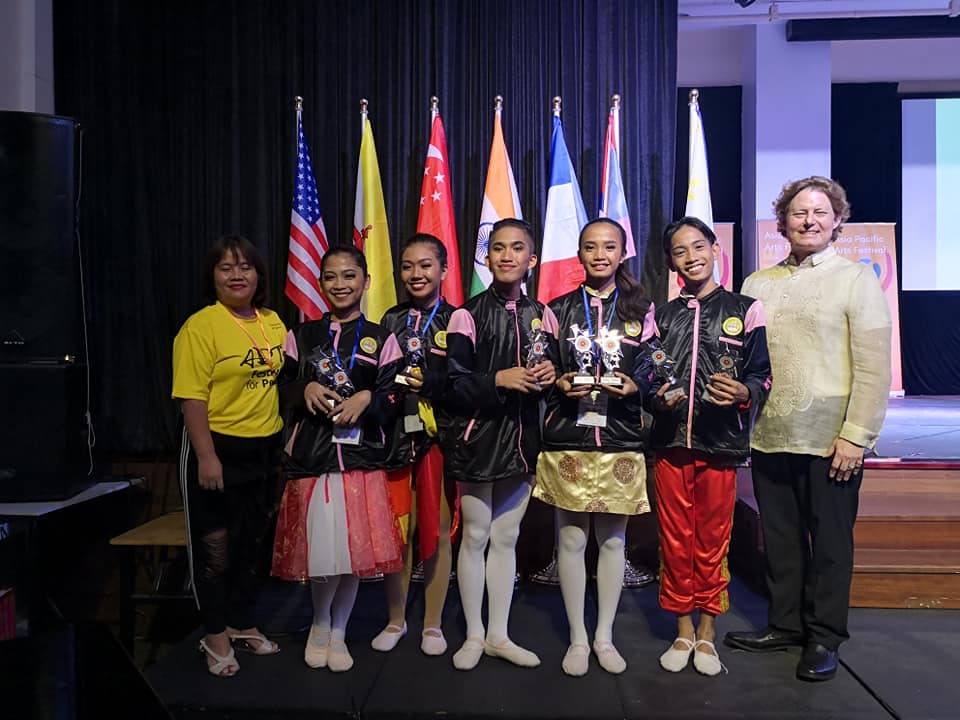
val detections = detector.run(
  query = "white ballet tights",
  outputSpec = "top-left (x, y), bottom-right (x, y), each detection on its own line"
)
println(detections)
top-left (310, 574), bottom-right (360, 635)
top-left (557, 509), bottom-right (627, 645)
top-left (456, 476), bottom-right (533, 643)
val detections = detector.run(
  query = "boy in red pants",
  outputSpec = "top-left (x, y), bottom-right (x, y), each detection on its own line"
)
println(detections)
top-left (650, 217), bottom-right (771, 676)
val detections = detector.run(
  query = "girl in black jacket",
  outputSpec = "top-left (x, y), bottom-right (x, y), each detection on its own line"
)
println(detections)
top-left (271, 246), bottom-right (404, 673)
top-left (373, 234), bottom-right (457, 656)
top-left (535, 218), bottom-right (656, 677)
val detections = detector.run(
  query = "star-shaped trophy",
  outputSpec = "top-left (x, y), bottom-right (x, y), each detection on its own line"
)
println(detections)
top-left (395, 328), bottom-right (425, 386)
top-left (308, 346), bottom-right (356, 399)
top-left (567, 324), bottom-right (596, 386)
top-left (597, 327), bottom-right (624, 387)
top-left (647, 338), bottom-right (684, 402)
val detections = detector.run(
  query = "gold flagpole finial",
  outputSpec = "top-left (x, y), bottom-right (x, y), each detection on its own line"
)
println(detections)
top-left (494, 95), bottom-right (503, 111)
top-left (689, 89), bottom-right (700, 106)
top-left (430, 96), bottom-right (439, 113)
top-left (360, 98), bottom-right (369, 115)
top-left (295, 96), bottom-right (303, 111)
top-left (552, 96), bottom-right (562, 114)
top-left (612, 94), bottom-right (621, 109)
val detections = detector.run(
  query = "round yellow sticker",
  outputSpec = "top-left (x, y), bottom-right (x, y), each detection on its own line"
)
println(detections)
top-left (360, 336), bottom-right (378, 354)
top-left (434, 330), bottom-right (448, 349)
top-left (624, 321), bottom-right (642, 337)
top-left (722, 317), bottom-right (744, 336)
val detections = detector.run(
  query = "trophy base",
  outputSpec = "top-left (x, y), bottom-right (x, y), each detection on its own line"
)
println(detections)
top-left (599, 376), bottom-right (623, 387)
top-left (572, 375), bottom-right (596, 386)
top-left (664, 386), bottom-right (685, 403)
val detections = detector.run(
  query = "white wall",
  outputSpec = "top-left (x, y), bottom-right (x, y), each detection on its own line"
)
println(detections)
top-left (0, 0), bottom-right (54, 113)
top-left (679, 28), bottom-right (960, 87)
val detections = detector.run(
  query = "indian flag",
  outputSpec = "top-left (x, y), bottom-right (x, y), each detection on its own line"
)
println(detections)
top-left (470, 99), bottom-right (522, 297)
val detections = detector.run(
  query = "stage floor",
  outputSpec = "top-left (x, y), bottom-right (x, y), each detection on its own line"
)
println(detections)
top-left (145, 576), bottom-right (960, 720)
top-left (874, 395), bottom-right (960, 460)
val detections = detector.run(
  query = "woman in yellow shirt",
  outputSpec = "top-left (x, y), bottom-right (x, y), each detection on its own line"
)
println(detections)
top-left (172, 235), bottom-right (287, 677)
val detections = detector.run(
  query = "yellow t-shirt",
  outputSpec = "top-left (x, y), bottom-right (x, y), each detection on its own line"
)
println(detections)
top-left (172, 302), bottom-right (286, 437)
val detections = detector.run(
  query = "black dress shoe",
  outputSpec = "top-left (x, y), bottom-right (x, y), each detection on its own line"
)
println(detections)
top-left (796, 642), bottom-right (838, 681)
top-left (723, 627), bottom-right (805, 652)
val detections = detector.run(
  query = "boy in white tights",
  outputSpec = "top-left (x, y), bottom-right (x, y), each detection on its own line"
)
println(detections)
top-left (442, 219), bottom-right (558, 670)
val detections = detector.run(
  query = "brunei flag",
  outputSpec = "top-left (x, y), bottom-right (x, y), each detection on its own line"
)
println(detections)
top-left (353, 102), bottom-right (396, 321)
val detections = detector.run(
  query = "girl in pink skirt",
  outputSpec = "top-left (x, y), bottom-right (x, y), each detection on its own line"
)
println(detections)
top-left (272, 246), bottom-right (404, 672)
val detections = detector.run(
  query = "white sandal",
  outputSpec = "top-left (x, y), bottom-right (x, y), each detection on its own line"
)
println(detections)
top-left (199, 639), bottom-right (239, 677)
top-left (230, 631), bottom-right (280, 655)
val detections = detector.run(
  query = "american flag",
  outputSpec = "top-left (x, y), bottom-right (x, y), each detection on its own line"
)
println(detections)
top-left (286, 108), bottom-right (329, 319)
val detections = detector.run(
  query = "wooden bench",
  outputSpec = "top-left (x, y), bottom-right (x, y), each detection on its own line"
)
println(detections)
top-left (111, 511), bottom-right (192, 653)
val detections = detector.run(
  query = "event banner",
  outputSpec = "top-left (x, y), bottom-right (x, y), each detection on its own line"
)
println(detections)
top-left (667, 222), bottom-right (734, 301)
top-left (755, 221), bottom-right (903, 394)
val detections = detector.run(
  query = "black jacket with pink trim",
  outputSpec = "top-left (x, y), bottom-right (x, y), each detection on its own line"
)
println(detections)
top-left (379, 299), bottom-right (456, 468)
top-left (649, 287), bottom-right (772, 460)
top-left (279, 314), bottom-right (402, 476)
top-left (541, 285), bottom-right (656, 453)
top-left (441, 288), bottom-right (559, 483)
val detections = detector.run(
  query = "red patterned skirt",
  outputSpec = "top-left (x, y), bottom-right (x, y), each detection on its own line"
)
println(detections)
top-left (272, 470), bottom-right (404, 580)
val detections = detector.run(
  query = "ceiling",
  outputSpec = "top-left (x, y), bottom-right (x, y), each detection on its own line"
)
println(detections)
top-left (678, 0), bottom-right (960, 25)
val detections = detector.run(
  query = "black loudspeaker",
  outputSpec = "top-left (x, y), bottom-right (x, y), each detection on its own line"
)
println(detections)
top-left (0, 362), bottom-right (93, 501)
top-left (0, 111), bottom-right (81, 361)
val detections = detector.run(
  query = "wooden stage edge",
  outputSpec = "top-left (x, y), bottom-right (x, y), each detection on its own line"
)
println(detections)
top-left (732, 462), bottom-right (960, 610)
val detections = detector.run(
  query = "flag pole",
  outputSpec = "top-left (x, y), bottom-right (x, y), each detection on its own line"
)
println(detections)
top-left (611, 93), bottom-right (621, 152)
top-left (552, 95), bottom-right (561, 117)
top-left (293, 96), bottom-right (304, 322)
top-left (494, 94), bottom-right (503, 113)
top-left (689, 88), bottom-right (699, 109)
top-left (430, 94), bottom-right (439, 121)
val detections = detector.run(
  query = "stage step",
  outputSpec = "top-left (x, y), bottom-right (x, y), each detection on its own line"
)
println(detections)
top-left (851, 464), bottom-right (960, 608)
top-left (731, 463), bottom-right (960, 610)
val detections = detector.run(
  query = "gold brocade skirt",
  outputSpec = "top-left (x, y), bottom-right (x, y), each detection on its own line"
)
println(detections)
top-left (534, 450), bottom-right (651, 515)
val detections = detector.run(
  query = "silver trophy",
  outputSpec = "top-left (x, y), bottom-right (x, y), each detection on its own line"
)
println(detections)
top-left (567, 324), bottom-right (596, 386)
top-left (395, 329), bottom-right (425, 386)
top-left (308, 346), bottom-right (356, 399)
top-left (526, 322), bottom-right (548, 367)
top-left (596, 327), bottom-right (624, 387)
top-left (702, 346), bottom-right (740, 403)
top-left (647, 338), bottom-right (684, 402)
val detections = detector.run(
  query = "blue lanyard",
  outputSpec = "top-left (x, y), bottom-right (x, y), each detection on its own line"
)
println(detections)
top-left (405, 298), bottom-right (442, 338)
top-left (328, 314), bottom-right (364, 370)
top-left (580, 286), bottom-right (619, 338)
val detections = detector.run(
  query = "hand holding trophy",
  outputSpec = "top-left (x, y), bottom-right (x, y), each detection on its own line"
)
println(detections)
top-left (596, 327), bottom-right (624, 387)
top-left (308, 345), bottom-right (361, 444)
top-left (567, 323), bottom-right (596, 386)
top-left (647, 338), bottom-right (684, 404)
top-left (395, 328), bottom-right (425, 388)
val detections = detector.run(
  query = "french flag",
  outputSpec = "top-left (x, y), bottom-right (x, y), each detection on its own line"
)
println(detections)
top-left (537, 108), bottom-right (588, 304)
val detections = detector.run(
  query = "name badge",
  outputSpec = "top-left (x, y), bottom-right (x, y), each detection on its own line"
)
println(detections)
top-left (576, 390), bottom-right (609, 428)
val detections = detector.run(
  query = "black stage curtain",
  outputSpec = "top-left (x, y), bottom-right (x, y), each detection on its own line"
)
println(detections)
top-left (51, 0), bottom-right (678, 455)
